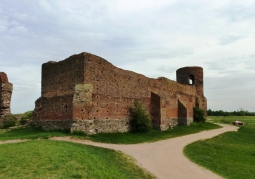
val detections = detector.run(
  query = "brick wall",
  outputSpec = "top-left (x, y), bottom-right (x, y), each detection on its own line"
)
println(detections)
top-left (0, 72), bottom-right (13, 128)
top-left (33, 52), bottom-right (206, 133)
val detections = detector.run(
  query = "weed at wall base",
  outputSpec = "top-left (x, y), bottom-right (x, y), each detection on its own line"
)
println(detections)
top-left (193, 107), bottom-right (206, 123)
top-left (130, 100), bottom-right (152, 132)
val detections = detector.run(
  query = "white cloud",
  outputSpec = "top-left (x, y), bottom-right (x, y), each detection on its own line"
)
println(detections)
top-left (1, 0), bottom-right (255, 113)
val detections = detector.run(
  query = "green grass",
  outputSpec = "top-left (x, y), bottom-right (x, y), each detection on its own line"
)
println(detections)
top-left (208, 115), bottom-right (255, 125)
top-left (0, 140), bottom-right (155, 179)
top-left (0, 121), bottom-right (222, 178)
top-left (184, 116), bottom-right (255, 179)
top-left (86, 122), bottom-right (221, 144)
top-left (12, 110), bottom-right (33, 119)
top-left (0, 122), bottom-right (221, 143)
top-left (0, 126), bottom-right (69, 140)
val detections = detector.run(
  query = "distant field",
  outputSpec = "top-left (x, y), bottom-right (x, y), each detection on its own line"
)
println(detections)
top-left (208, 115), bottom-right (255, 125)
top-left (185, 116), bottom-right (255, 179)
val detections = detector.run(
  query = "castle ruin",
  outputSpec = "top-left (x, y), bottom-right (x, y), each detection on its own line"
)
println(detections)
top-left (0, 72), bottom-right (13, 128)
top-left (33, 52), bottom-right (207, 134)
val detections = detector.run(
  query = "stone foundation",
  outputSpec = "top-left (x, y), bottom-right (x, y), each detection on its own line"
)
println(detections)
top-left (178, 117), bottom-right (193, 126)
top-left (37, 120), bottom-right (73, 131)
top-left (160, 118), bottom-right (179, 131)
top-left (0, 116), bottom-right (4, 128)
top-left (36, 118), bottom-right (130, 135)
top-left (71, 118), bottom-right (130, 135)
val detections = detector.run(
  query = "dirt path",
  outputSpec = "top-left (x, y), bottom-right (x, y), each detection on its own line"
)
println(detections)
top-left (0, 139), bottom-right (27, 144)
top-left (52, 124), bottom-right (238, 179)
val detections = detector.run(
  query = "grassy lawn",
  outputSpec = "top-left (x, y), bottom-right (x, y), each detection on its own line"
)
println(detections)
top-left (0, 121), bottom-right (222, 178)
top-left (208, 115), bottom-right (255, 125)
top-left (0, 122), bottom-right (221, 144)
top-left (0, 126), bottom-right (69, 141)
top-left (87, 122), bottom-right (221, 144)
top-left (184, 116), bottom-right (255, 179)
top-left (0, 140), bottom-right (155, 179)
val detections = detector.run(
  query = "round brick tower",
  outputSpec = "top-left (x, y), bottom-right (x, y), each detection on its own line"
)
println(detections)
top-left (176, 66), bottom-right (207, 115)
top-left (176, 66), bottom-right (204, 96)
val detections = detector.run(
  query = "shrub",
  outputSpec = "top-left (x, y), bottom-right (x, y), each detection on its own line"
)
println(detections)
top-left (19, 118), bottom-right (29, 125)
top-left (72, 130), bottom-right (87, 136)
top-left (3, 115), bottom-right (17, 128)
top-left (193, 107), bottom-right (206, 122)
top-left (19, 111), bottom-right (33, 125)
top-left (130, 100), bottom-right (152, 132)
top-left (21, 111), bottom-right (33, 119)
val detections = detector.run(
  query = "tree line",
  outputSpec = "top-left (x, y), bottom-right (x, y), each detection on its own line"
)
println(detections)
top-left (207, 109), bottom-right (255, 116)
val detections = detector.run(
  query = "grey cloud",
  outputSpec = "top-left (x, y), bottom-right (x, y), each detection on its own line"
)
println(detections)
top-left (218, 34), bottom-right (246, 45)
top-left (242, 54), bottom-right (255, 70)
top-left (157, 66), bottom-right (177, 74)
top-left (205, 55), bottom-right (255, 72)
top-left (102, 36), bottom-right (136, 49)
top-left (206, 71), bottom-right (254, 90)
top-left (108, 47), bottom-right (194, 68)
top-left (218, 3), bottom-right (255, 22)
top-left (205, 73), bottom-right (255, 111)
top-left (1, 0), bottom-right (255, 113)
top-left (140, 48), bottom-right (194, 60)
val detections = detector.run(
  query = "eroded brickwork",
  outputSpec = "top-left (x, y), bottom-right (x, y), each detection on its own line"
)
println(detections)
top-left (33, 52), bottom-right (207, 134)
top-left (176, 67), bottom-right (207, 113)
top-left (0, 72), bottom-right (13, 128)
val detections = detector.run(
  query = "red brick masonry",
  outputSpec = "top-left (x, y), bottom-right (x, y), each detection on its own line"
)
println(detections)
top-left (33, 52), bottom-right (207, 134)
top-left (0, 72), bottom-right (13, 128)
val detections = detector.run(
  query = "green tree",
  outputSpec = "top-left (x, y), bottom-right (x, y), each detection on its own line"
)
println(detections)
top-left (207, 109), bottom-right (213, 116)
top-left (3, 115), bottom-right (17, 128)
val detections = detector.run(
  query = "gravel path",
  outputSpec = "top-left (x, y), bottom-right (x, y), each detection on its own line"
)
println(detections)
top-left (52, 124), bottom-right (238, 179)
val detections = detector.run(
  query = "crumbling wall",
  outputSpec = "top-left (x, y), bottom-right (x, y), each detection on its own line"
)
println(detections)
top-left (151, 92), bottom-right (161, 130)
top-left (0, 72), bottom-right (13, 128)
top-left (33, 52), bottom-right (206, 134)
top-left (33, 55), bottom-right (85, 130)
top-left (176, 67), bottom-right (207, 114)
top-left (74, 53), bottom-right (197, 133)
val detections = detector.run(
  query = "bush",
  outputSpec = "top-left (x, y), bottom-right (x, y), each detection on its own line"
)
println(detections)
top-left (72, 130), bottom-right (87, 136)
top-left (130, 100), bottom-right (152, 132)
top-left (21, 111), bottom-right (33, 119)
top-left (193, 107), bottom-right (206, 122)
top-left (19, 118), bottom-right (29, 125)
top-left (19, 111), bottom-right (33, 125)
top-left (3, 115), bottom-right (17, 128)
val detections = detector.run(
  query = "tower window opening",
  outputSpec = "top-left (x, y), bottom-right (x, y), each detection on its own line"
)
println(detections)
top-left (189, 74), bottom-right (195, 85)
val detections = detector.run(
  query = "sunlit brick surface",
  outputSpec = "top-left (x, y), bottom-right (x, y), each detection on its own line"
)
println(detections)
top-left (33, 52), bottom-right (207, 134)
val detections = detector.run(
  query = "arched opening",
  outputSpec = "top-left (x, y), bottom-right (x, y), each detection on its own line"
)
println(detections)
top-left (189, 74), bottom-right (195, 85)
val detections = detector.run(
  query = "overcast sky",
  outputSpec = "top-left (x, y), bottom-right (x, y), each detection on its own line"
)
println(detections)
top-left (1, 0), bottom-right (255, 114)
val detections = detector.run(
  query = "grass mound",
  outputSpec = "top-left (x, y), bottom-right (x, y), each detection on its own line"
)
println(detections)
top-left (0, 140), bottom-right (154, 179)
top-left (0, 122), bottom-right (221, 143)
top-left (185, 116), bottom-right (255, 179)
top-left (88, 122), bottom-right (221, 144)
top-left (0, 127), bottom-right (68, 141)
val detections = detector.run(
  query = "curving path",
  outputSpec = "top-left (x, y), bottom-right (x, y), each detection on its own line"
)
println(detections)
top-left (51, 124), bottom-right (238, 179)
top-left (0, 139), bottom-right (27, 144)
